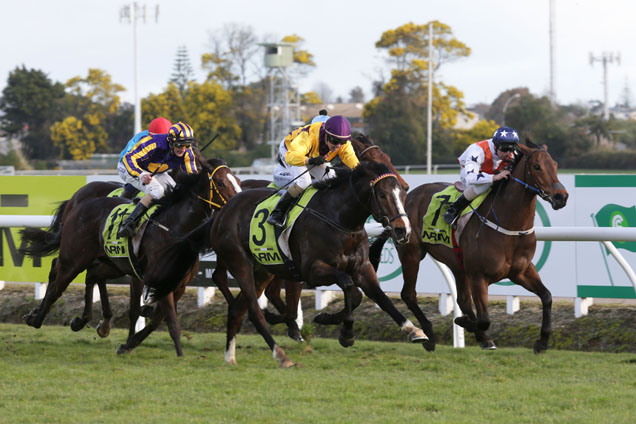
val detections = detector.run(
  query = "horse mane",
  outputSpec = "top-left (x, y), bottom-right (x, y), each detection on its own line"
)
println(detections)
top-left (312, 161), bottom-right (391, 191)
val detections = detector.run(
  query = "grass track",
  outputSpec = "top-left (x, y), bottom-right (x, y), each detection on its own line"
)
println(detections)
top-left (1, 323), bottom-right (636, 423)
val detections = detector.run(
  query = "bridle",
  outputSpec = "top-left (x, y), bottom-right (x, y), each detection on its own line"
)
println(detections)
top-left (350, 172), bottom-right (408, 227)
top-left (358, 144), bottom-right (380, 159)
top-left (197, 164), bottom-right (231, 210)
top-left (511, 148), bottom-right (551, 201)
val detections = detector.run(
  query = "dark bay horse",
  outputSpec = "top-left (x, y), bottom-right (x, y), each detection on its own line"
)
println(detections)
top-left (19, 159), bottom-right (240, 356)
top-left (212, 134), bottom-right (409, 341)
top-left (145, 161), bottom-right (428, 367)
top-left (369, 140), bottom-right (568, 352)
top-left (37, 158), bottom-right (240, 338)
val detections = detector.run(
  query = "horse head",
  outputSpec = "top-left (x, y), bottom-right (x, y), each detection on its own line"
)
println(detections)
top-left (351, 134), bottom-right (409, 191)
top-left (204, 158), bottom-right (242, 211)
top-left (516, 141), bottom-right (568, 210)
top-left (363, 161), bottom-right (411, 244)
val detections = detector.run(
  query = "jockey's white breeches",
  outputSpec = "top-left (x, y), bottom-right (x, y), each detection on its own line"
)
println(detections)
top-left (117, 162), bottom-right (176, 200)
top-left (459, 174), bottom-right (491, 201)
top-left (272, 138), bottom-right (335, 190)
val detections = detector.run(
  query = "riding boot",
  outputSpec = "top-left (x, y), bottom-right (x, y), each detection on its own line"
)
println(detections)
top-left (266, 191), bottom-right (297, 229)
top-left (117, 202), bottom-right (149, 238)
top-left (444, 194), bottom-right (471, 225)
top-left (121, 183), bottom-right (140, 200)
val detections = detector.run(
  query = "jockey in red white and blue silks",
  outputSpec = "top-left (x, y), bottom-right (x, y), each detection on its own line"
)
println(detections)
top-left (267, 115), bottom-right (359, 228)
top-left (116, 122), bottom-right (198, 238)
top-left (443, 126), bottom-right (518, 225)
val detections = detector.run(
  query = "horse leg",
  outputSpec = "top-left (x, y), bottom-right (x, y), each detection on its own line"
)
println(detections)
top-left (313, 286), bottom-right (362, 325)
top-left (117, 278), bottom-right (144, 352)
top-left (354, 262), bottom-right (428, 344)
top-left (70, 280), bottom-right (95, 332)
top-left (24, 256), bottom-right (89, 329)
top-left (161, 293), bottom-right (183, 356)
top-left (212, 261), bottom-right (235, 304)
top-left (263, 277), bottom-right (286, 324)
top-left (467, 275), bottom-right (496, 350)
top-left (117, 295), bottom-right (167, 355)
top-left (223, 257), bottom-right (293, 368)
top-left (23, 257), bottom-right (58, 325)
top-left (95, 282), bottom-right (113, 338)
top-left (282, 280), bottom-right (303, 342)
top-left (512, 265), bottom-right (552, 353)
top-left (399, 247), bottom-right (436, 351)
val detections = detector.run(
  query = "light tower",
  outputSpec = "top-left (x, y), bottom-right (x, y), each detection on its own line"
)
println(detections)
top-left (261, 42), bottom-right (302, 160)
top-left (120, 2), bottom-right (159, 135)
top-left (590, 51), bottom-right (621, 120)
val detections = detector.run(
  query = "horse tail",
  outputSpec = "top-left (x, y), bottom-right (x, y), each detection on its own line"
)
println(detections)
top-left (18, 200), bottom-right (69, 258)
top-left (145, 215), bottom-right (216, 299)
top-left (369, 232), bottom-right (390, 271)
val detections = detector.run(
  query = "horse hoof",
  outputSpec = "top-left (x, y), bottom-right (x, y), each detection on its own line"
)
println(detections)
top-left (533, 341), bottom-right (547, 354)
top-left (116, 344), bottom-right (131, 355)
top-left (422, 339), bottom-right (436, 352)
top-left (263, 309), bottom-right (284, 325)
top-left (481, 340), bottom-right (497, 350)
top-left (338, 336), bottom-right (355, 348)
top-left (23, 314), bottom-right (41, 329)
top-left (96, 322), bottom-right (110, 338)
top-left (70, 317), bottom-right (86, 332)
top-left (140, 305), bottom-right (154, 318)
top-left (454, 316), bottom-right (475, 332)
top-left (287, 328), bottom-right (304, 342)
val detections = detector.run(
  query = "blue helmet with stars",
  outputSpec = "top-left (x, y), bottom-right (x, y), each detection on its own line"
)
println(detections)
top-left (492, 126), bottom-right (519, 148)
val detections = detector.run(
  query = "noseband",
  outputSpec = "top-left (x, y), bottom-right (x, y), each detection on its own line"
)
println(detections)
top-left (350, 172), bottom-right (407, 227)
top-left (197, 164), bottom-right (231, 210)
top-left (511, 149), bottom-right (551, 201)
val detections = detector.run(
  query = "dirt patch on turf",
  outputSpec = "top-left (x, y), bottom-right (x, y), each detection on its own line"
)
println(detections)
top-left (2, 283), bottom-right (635, 353)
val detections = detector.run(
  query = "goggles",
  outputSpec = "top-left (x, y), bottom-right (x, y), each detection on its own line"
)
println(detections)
top-left (328, 135), bottom-right (347, 145)
top-left (170, 140), bottom-right (193, 148)
top-left (497, 144), bottom-right (516, 153)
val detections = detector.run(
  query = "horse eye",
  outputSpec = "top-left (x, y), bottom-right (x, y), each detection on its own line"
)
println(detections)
top-left (379, 192), bottom-right (387, 199)
top-left (217, 181), bottom-right (225, 188)
top-left (533, 164), bottom-right (541, 171)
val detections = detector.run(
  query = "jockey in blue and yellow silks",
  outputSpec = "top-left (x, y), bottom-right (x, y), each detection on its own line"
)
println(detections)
top-left (267, 115), bottom-right (359, 228)
top-left (116, 121), bottom-right (198, 238)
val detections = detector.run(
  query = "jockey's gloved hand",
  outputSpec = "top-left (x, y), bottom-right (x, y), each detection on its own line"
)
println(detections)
top-left (307, 156), bottom-right (327, 166)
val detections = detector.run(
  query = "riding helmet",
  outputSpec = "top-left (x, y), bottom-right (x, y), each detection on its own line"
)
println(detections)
top-left (324, 115), bottom-right (352, 141)
top-left (492, 126), bottom-right (519, 147)
top-left (148, 117), bottom-right (172, 135)
top-left (167, 122), bottom-right (195, 144)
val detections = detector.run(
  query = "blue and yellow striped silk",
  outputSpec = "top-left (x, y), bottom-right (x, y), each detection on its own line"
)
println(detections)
top-left (122, 133), bottom-right (198, 177)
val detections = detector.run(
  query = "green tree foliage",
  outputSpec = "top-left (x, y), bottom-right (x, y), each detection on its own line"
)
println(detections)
top-left (453, 119), bottom-right (499, 155)
top-left (349, 87), bottom-right (365, 103)
top-left (0, 66), bottom-right (65, 159)
top-left (53, 68), bottom-right (126, 159)
top-left (365, 21), bottom-right (471, 164)
top-left (169, 45), bottom-right (195, 97)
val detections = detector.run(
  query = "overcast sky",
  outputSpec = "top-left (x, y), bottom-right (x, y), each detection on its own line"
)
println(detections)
top-left (2, 0), bottom-right (635, 109)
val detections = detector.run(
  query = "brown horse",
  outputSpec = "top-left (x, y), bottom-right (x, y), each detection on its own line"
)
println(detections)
top-left (145, 161), bottom-right (427, 367)
top-left (212, 134), bottom-right (408, 341)
top-left (369, 140), bottom-right (568, 352)
top-left (19, 158), bottom-right (240, 356)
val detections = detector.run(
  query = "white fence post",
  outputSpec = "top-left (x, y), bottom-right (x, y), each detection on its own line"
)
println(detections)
top-left (506, 296), bottom-right (520, 315)
top-left (197, 287), bottom-right (215, 307)
top-left (575, 297), bottom-right (594, 318)
top-left (315, 289), bottom-right (337, 310)
top-left (0, 280), bottom-right (4, 291)
top-left (34, 283), bottom-right (47, 300)
top-left (438, 292), bottom-right (454, 316)
top-left (92, 285), bottom-right (100, 304)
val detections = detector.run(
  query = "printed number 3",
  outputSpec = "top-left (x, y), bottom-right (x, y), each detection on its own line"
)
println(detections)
top-left (252, 208), bottom-right (269, 246)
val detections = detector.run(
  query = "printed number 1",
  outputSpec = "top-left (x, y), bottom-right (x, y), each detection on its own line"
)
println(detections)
top-left (252, 208), bottom-right (269, 246)
top-left (432, 195), bottom-right (452, 226)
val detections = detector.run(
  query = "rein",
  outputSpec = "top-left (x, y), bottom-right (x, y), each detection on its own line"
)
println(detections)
top-left (197, 164), bottom-right (230, 209)
top-left (358, 144), bottom-right (380, 159)
top-left (349, 172), bottom-right (407, 226)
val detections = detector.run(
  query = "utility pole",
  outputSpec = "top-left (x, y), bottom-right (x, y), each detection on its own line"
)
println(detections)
top-left (548, 0), bottom-right (557, 105)
top-left (589, 51), bottom-right (621, 120)
top-left (120, 3), bottom-right (159, 135)
top-left (426, 22), bottom-right (433, 175)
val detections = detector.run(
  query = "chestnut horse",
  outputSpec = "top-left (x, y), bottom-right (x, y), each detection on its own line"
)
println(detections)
top-left (19, 159), bottom-right (240, 356)
top-left (144, 161), bottom-right (427, 367)
top-left (369, 140), bottom-right (568, 352)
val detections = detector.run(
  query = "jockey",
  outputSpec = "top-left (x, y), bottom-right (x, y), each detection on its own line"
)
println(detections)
top-left (443, 125), bottom-right (518, 225)
top-left (267, 115), bottom-right (359, 228)
top-left (310, 108), bottom-right (330, 124)
top-left (118, 117), bottom-right (172, 199)
top-left (117, 122), bottom-right (198, 238)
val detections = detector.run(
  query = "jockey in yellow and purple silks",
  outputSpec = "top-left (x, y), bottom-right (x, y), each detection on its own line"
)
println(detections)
top-left (267, 115), bottom-right (359, 228)
top-left (116, 121), bottom-right (198, 238)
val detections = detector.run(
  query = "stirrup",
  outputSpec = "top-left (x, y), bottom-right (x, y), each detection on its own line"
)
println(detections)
top-left (444, 209), bottom-right (457, 225)
top-left (117, 221), bottom-right (136, 238)
top-left (267, 212), bottom-right (285, 228)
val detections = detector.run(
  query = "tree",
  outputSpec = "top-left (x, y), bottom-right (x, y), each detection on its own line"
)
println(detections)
top-left (349, 86), bottom-right (365, 103)
top-left (453, 119), bottom-right (499, 155)
top-left (365, 21), bottom-right (471, 164)
top-left (50, 116), bottom-right (96, 160)
top-left (485, 88), bottom-right (530, 125)
top-left (169, 45), bottom-right (195, 97)
top-left (54, 68), bottom-right (126, 158)
top-left (0, 66), bottom-right (65, 159)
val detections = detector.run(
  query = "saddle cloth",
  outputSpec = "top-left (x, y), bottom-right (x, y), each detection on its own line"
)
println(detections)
top-left (249, 186), bottom-right (318, 266)
top-left (421, 185), bottom-right (489, 248)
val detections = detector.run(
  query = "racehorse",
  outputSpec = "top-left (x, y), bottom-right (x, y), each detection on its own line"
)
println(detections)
top-left (19, 158), bottom-right (240, 356)
top-left (144, 161), bottom-right (428, 367)
top-left (212, 134), bottom-right (409, 341)
top-left (41, 157), bottom-right (240, 338)
top-left (369, 140), bottom-right (568, 352)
